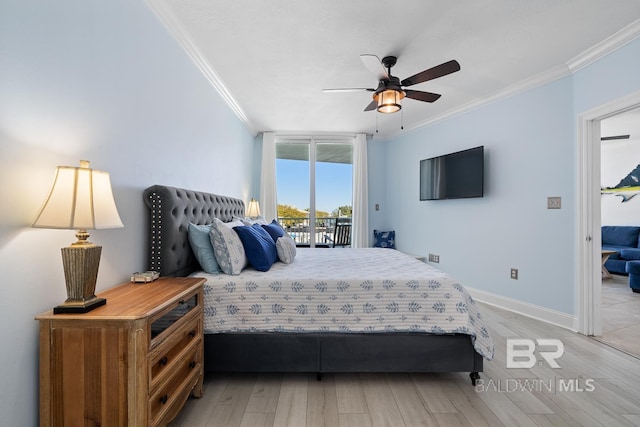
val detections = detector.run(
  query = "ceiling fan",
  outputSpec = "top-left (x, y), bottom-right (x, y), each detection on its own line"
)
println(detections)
top-left (324, 54), bottom-right (460, 114)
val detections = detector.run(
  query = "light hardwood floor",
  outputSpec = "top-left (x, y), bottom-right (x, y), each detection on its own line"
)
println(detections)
top-left (169, 303), bottom-right (640, 427)
top-left (595, 274), bottom-right (640, 358)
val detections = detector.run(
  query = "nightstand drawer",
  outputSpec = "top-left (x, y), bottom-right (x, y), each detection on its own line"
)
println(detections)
top-left (150, 290), bottom-right (200, 343)
top-left (149, 344), bottom-right (201, 426)
top-left (150, 314), bottom-right (201, 391)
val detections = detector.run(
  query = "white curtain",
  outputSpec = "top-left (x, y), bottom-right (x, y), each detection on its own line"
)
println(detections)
top-left (352, 133), bottom-right (369, 247)
top-left (260, 132), bottom-right (277, 222)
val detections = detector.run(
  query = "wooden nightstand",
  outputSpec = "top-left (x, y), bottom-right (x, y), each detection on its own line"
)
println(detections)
top-left (36, 276), bottom-right (205, 427)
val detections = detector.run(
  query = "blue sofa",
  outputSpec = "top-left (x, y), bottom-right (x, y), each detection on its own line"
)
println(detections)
top-left (626, 262), bottom-right (640, 293)
top-left (602, 226), bottom-right (640, 275)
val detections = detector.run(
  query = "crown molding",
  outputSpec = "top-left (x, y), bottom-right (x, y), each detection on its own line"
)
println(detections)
top-left (144, 0), bottom-right (256, 135)
top-left (567, 18), bottom-right (640, 73)
top-left (394, 64), bottom-right (572, 138)
top-left (143, 2), bottom-right (638, 140)
top-left (388, 19), bottom-right (640, 139)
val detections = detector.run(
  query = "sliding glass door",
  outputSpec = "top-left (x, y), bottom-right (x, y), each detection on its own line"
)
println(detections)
top-left (276, 137), bottom-right (353, 247)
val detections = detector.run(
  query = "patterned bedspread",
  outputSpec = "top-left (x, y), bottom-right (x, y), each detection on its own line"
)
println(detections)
top-left (195, 248), bottom-right (494, 360)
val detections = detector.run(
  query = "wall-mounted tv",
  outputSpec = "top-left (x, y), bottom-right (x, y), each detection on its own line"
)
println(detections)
top-left (420, 146), bottom-right (484, 200)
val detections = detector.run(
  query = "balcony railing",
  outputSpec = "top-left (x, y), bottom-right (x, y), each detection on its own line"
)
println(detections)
top-left (278, 216), bottom-right (351, 246)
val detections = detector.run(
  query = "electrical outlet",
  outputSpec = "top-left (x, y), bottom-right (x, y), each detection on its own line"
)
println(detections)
top-left (428, 254), bottom-right (440, 263)
top-left (511, 268), bottom-right (518, 280)
top-left (547, 196), bottom-right (561, 209)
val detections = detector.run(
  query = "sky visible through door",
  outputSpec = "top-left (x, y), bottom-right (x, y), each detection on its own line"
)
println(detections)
top-left (276, 158), bottom-right (352, 214)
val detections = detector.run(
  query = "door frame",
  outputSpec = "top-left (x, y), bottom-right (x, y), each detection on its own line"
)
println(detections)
top-left (576, 89), bottom-right (640, 335)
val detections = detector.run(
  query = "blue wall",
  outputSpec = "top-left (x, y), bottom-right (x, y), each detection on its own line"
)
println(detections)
top-left (382, 78), bottom-right (575, 312)
top-left (378, 36), bottom-right (640, 316)
top-left (574, 38), bottom-right (640, 113)
top-left (0, 1), bottom-right (254, 425)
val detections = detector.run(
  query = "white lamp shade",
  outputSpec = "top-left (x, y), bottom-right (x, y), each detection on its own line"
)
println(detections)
top-left (246, 199), bottom-right (261, 218)
top-left (33, 160), bottom-right (123, 230)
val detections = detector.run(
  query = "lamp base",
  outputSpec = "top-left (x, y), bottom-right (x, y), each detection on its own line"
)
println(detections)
top-left (56, 241), bottom-right (105, 315)
top-left (53, 296), bottom-right (106, 314)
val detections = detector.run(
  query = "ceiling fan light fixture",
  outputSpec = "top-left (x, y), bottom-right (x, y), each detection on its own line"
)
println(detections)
top-left (375, 88), bottom-right (405, 114)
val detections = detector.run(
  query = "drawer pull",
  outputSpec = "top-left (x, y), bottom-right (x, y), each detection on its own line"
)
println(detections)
top-left (189, 361), bottom-right (196, 369)
top-left (159, 394), bottom-right (168, 405)
top-left (159, 356), bottom-right (168, 366)
top-left (189, 329), bottom-right (196, 338)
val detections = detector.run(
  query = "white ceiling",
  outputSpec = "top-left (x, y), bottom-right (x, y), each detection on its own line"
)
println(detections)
top-left (148, 0), bottom-right (640, 137)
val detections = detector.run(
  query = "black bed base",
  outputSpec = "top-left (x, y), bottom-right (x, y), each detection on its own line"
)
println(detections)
top-left (204, 333), bottom-right (482, 384)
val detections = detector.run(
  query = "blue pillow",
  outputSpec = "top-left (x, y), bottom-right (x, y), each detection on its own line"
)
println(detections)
top-left (373, 230), bottom-right (396, 249)
top-left (187, 223), bottom-right (222, 273)
top-left (261, 219), bottom-right (286, 242)
top-left (234, 224), bottom-right (278, 271)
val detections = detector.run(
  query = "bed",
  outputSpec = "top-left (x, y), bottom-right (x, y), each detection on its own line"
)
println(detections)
top-left (143, 185), bottom-right (493, 385)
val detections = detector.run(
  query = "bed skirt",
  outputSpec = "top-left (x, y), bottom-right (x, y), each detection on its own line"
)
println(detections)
top-left (204, 332), bottom-right (482, 374)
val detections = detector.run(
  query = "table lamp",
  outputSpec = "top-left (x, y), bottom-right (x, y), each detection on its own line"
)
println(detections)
top-left (246, 198), bottom-right (261, 219)
top-left (33, 160), bottom-right (123, 314)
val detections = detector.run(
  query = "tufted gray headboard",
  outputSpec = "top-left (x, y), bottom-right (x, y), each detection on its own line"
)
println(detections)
top-left (143, 185), bottom-right (245, 277)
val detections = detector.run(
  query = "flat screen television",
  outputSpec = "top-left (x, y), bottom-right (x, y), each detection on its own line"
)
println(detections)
top-left (420, 146), bottom-right (484, 200)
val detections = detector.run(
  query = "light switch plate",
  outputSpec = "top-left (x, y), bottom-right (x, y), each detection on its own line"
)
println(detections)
top-left (547, 196), bottom-right (561, 209)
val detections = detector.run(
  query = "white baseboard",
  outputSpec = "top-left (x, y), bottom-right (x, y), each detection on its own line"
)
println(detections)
top-left (466, 287), bottom-right (577, 332)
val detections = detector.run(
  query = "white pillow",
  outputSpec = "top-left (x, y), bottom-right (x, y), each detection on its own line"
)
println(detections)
top-left (225, 219), bottom-right (246, 228)
top-left (276, 234), bottom-right (297, 264)
top-left (238, 216), bottom-right (268, 226)
top-left (209, 218), bottom-right (248, 275)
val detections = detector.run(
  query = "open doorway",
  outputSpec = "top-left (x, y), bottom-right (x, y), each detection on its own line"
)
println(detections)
top-left (576, 89), bottom-right (640, 341)
top-left (593, 108), bottom-right (640, 357)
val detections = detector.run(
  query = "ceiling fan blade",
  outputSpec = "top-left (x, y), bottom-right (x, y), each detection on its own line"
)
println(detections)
top-left (360, 54), bottom-right (389, 81)
top-left (404, 89), bottom-right (441, 103)
top-left (401, 60), bottom-right (460, 87)
top-left (323, 88), bottom-right (375, 93)
top-left (364, 100), bottom-right (377, 111)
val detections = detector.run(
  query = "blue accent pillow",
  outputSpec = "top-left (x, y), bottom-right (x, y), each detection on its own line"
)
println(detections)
top-left (262, 219), bottom-right (286, 242)
top-left (187, 223), bottom-right (221, 273)
top-left (373, 230), bottom-right (396, 249)
top-left (234, 224), bottom-right (278, 271)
